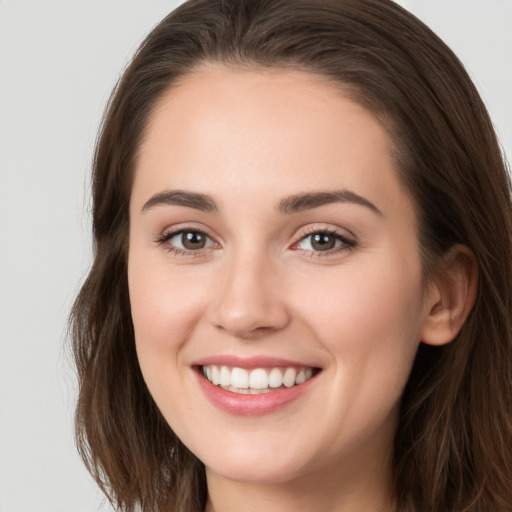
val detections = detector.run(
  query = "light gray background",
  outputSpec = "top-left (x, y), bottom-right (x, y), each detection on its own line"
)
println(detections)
top-left (0, 1), bottom-right (510, 511)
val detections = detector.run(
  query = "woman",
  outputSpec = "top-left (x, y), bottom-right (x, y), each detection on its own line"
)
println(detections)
top-left (70, 0), bottom-right (512, 510)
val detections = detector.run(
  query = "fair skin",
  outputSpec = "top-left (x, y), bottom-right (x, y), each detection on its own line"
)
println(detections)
top-left (128, 66), bottom-right (476, 512)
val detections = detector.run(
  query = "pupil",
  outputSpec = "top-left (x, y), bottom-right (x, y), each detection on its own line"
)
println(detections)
top-left (182, 231), bottom-right (206, 250)
top-left (312, 233), bottom-right (335, 251)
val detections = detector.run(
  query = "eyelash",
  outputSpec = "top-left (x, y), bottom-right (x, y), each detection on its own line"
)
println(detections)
top-left (155, 226), bottom-right (357, 257)
top-left (292, 227), bottom-right (357, 257)
top-left (155, 227), bottom-right (216, 257)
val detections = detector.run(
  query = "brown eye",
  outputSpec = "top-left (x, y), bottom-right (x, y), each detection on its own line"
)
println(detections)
top-left (165, 229), bottom-right (215, 252)
top-left (182, 231), bottom-right (207, 250)
top-left (310, 233), bottom-right (336, 251)
top-left (295, 230), bottom-right (355, 254)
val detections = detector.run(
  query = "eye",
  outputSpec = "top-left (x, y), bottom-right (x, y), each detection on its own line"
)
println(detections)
top-left (158, 228), bottom-right (217, 253)
top-left (294, 229), bottom-right (356, 254)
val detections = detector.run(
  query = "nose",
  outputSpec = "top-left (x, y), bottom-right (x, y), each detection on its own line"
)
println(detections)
top-left (207, 250), bottom-right (291, 339)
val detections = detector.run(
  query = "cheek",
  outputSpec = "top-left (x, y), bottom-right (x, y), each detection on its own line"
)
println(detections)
top-left (128, 254), bottom-right (204, 349)
top-left (128, 250), bottom-right (209, 370)
top-left (292, 252), bottom-right (425, 395)
top-left (127, 252), bottom-right (214, 435)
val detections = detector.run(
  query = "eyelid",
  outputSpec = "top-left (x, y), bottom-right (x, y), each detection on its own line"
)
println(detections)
top-left (155, 223), bottom-right (220, 255)
top-left (291, 224), bottom-right (357, 255)
top-left (294, 223), bottom-right (356, 240)
top-left (154, 222), bottom-right (356, 257)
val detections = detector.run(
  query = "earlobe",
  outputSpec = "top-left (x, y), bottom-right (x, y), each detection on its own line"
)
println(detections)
top-left (421, 245), bottom-right (478, 346)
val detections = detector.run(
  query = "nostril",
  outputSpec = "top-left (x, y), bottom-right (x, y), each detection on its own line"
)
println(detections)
top-left (207, 267), bottom-right (291, 337)
top-left (211, 305), bottom-right (291, 339)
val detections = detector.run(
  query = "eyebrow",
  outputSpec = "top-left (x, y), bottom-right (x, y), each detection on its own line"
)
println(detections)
top-left (277, 190), bottom-right (382, 216)
top-left (140, 188), bottom-right (382, 216)
top-left (141, 190), bottom-right (218, 213)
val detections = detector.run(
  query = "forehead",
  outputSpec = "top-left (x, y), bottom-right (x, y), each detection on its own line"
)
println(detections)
top-left (133, 66), bottom-right (407, 216)
top-left (140, 66), bottom-right (392, 157)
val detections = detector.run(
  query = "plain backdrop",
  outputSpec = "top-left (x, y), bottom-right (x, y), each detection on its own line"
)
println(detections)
top-left (0, 1), bottom-right (510, 511)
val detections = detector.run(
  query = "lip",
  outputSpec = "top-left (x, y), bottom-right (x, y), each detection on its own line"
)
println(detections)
top-left (193, 355), bottom-right (318, 369)
top-left (193, 359), bottom-right (321, 416)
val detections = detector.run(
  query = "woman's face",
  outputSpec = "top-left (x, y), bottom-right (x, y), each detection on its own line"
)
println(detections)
top-left (128, 67), bottom-right (433, 485)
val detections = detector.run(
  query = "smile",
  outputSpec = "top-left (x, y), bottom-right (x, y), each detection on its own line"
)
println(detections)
top-left (194, 357), bottom-right (322, 415)
top-left (201, 365), bottom-right (316, 394)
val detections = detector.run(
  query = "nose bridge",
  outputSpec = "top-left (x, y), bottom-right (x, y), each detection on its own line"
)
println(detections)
top-left (210, 242), bottom-right (289, 338)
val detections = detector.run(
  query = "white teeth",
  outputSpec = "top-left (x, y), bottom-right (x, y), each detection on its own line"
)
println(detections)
top-left (220, 366), bottom-right (231, 387)
top-left (249, 368), bottom-right (268, 389)
top-left (201, 365), bottom-right (316, 392)
top-left (223, 386), bottom-right (272, 394)
top-left (231, 367), bottom-right (249, 388)
top-left (211, 365), bottom-right (220, 385)
top-left (268, 368), bottom-right (283, 388)
top-left (283, 367), bottom-right (296, 387)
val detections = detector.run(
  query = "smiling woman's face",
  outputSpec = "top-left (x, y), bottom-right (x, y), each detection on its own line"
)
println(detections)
top-left (128, 67), bottom-right (433, 487)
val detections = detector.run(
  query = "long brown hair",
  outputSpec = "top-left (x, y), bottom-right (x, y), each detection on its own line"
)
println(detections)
top-left (70, 1), bottom-right (512, 510)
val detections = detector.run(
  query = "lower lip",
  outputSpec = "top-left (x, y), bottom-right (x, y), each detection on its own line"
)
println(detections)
top-left (195, 369), bottom-right (319, 416)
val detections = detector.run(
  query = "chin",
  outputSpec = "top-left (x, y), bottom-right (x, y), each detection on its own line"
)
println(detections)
top-left (198, 439), bottom-right (316, 484)
top-left (206, 459), bottom-right (305, 485)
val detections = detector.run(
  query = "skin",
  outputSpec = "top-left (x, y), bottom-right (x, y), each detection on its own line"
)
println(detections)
top-left (127, 66), bottom-right (475, 512)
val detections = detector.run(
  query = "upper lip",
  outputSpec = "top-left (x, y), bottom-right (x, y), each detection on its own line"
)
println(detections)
top-left (193, 355), bottom-right (321, 369)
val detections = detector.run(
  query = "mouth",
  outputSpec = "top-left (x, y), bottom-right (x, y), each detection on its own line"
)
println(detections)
top-left (198, 364), bottom-right (321, 394)
top-left (193, 357), bottom-right (322, 415)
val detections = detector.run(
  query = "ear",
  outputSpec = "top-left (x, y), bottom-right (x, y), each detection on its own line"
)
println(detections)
top-left (421, 244), bottom-right (478, 346)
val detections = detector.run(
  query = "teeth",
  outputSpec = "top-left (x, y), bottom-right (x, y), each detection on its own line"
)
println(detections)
top-left (268, 368), bottom-right (283, 388)
top-left (231, 367), bottom-right (249, 388)
top-left (249, 368), bottom-right (268, 389)
top-left (283, 367), bottom-right (296, 387)
top-left (223, 386), bottom-right (272, 394)
top-left (220, 366), bottom-right (231, 387)
top-left (211, 365), bottom-right (220, 385)
top-left (201, 365), bottom-right (316, 392)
